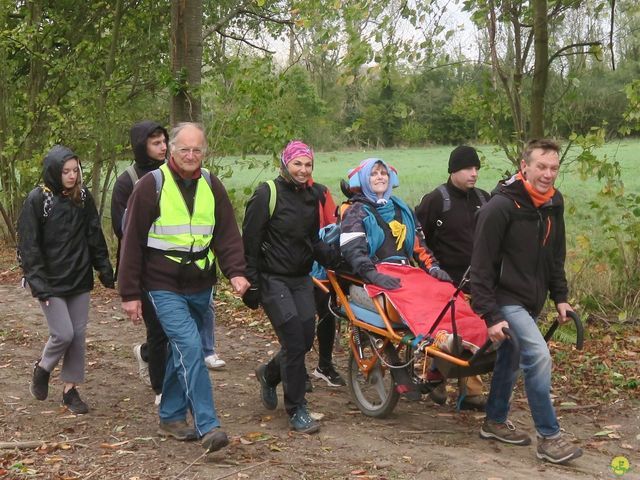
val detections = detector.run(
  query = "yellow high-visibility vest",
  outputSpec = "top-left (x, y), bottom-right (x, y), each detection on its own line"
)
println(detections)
top-left (147, 164), bottom-right (215, 270)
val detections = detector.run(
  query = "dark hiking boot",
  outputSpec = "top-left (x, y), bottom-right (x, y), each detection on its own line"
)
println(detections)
top-left (479, 419), bottom-right (531, 445)
top-left (536, 434), bottom-right (583, 464)
top-left (62, 387), bottom-right (89, 414)
top-left (458, 394), bottom-right (486, 411)
top-left (30, 362), bottom-right (50, 401)
top-left (157, 420), bottom-right (197, 441)
top-left (255, 364), bottom-right (277, 410)
top-left (428, 382), bottom-right (447, 405)
top-left (201, 428), bottom-right (229, 452)
top-left (289, 405), bottom-right (320, 434)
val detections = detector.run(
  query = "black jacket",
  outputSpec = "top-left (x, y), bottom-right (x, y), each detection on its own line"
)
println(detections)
top-left (340, 194), bottom-right (438, 277)
top-left (415, 180), bottom-right (489, 284)
top-left (242, 176), bottom-right (336, 285)
top-left (18, 145), bottom-right (114, 300)
top-left (470, 176), bottom-right (568, 326)
top-left (110, 121), bottom-right (168, 240)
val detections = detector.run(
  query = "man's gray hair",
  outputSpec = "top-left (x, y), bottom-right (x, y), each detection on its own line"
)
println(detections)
top-left (169, 122), bottom-right (208, 150)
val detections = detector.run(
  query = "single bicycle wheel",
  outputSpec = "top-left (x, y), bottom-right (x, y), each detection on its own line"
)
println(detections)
top-left (348, 340), bottom-right (399, 418)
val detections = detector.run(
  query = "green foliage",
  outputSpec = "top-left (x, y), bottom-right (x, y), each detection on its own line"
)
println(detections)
top-left (0, 0), bottom-right (169, 238)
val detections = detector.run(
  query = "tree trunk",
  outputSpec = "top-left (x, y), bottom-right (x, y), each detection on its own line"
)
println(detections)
top-left (90, 0), bottom-right (124, 211)
top-left (170, 0), bottom-right (203, 124)
top-left (530, 0), bottom-right (549, 139)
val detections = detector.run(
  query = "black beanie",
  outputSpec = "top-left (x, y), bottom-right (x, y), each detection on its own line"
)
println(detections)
top-left (448, 145), bottom-right (481, 173)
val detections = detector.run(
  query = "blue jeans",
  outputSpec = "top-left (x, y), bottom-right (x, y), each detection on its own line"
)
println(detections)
top-left (200, 299), bottom-right (215, 357)
top-left (148, 289), bottom-right (219, 437)
top-left (486, 305), bottom-right (560, 438)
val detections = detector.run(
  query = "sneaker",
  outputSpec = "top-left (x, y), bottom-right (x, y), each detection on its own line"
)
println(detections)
top-left (133, 344), bottom-right (151, 386)
top-left (536, 434), bottom-right (583, 464)
top-left (458, 394), bottom-right (486, 412)
top-left (255, 364), bottom-right (277, 410)
top-left (312, 365), bottom-right (346, 387)
top-left (289, 405), bottom-right (320, 434)
top-left (158, 420), bottom-right (197, 441)
top-left (204, 353), bottom-right (226, 370)
top-left (154, 393), bottom-right (162, 406)
top-left (30, 362), bottom-right (50, 401)
top-left (479, 419), bottom-right (531, 445)
top-left (305, 373), bottom-right (313, 393)
top-left (429, 382), bottom-right (447, 405)
top-left (62, 387), bottom-right (89, 414)
top-left (201, 428), bottom-right (229, 453)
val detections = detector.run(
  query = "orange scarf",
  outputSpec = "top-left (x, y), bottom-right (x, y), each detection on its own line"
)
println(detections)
top-left (516, 172), bottom-right (555, 208)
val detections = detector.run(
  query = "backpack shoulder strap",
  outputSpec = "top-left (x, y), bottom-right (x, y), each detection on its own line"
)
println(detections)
top-left (200, 168), bottom-right (213, 190)
top-left (41, 185), bottom-right (54, 219)
top-left (266, 179), bottom-right (276, 218)
top-left (473, 187), bottom-right (487, 206)
top-left (125, 165), bottom-right (139, 185)
top-left (437, 184), bottom-right (451, 213)
top-left (150, 169), bottom-right (163, 200)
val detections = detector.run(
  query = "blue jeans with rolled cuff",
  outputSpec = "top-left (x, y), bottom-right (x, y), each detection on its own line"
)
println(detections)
top-left (485, 304), bottom-right (560, 438)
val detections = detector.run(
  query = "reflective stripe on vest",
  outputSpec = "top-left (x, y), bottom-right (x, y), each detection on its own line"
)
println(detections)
top-left (147, 164), bottom-right (216, 269)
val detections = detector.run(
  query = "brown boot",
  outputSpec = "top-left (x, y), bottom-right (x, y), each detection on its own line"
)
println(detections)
top-left (536, 434), bottom-right (583, 464)
top-left (158, 420), bottom-right (197, 441)
top-left (479, 419), bottom-right (531, 445)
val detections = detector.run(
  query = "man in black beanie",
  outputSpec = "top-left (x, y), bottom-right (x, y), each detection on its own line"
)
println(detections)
top-left (415, 145), bottom-right (490, 411)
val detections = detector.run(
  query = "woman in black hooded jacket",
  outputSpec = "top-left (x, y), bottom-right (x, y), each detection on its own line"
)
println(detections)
top-left (18, 145), bottom-right (114, 414)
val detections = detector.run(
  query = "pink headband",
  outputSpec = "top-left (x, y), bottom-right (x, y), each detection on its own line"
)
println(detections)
top-left (281, 140), bottom-right (313, 166)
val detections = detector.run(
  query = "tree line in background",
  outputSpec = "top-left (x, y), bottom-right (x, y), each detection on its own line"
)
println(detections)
top-left (1, 0), bottom-right (639, 316)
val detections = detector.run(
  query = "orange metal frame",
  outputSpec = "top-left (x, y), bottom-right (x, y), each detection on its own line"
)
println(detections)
top-left (314, 271), bottom-right (474, 374)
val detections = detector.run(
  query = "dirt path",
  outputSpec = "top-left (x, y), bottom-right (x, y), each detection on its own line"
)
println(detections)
top-left (0, 283), bottom-right (638, 479)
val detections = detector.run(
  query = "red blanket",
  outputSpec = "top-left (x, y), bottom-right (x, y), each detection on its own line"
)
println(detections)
top-left (364, 263), bottom-right (488, 349)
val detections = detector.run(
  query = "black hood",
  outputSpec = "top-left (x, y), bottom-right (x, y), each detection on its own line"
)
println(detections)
top-left (130, 120), bottom-right (168, 169)
top-left (43, 145), bottom-right (79, 194)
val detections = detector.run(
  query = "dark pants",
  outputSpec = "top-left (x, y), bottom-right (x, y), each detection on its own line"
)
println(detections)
top-left (140, 291), bottom-right (168, 394)
top-left (260, 273), bottom-right (316, 414)
top-left (314, 287), bottom-right (336, 369)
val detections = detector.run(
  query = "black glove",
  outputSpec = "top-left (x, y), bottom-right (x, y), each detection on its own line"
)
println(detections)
top-left (361, 270), bottom-right (401, 290)
top-left (242, 287), bottom-right (261, 310)
top-left (429, 267), bottom-right (452, 283)
top-left (98, 271), bottom-right (115, 289)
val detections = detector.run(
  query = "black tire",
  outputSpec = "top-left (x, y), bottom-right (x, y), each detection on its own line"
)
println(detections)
top-left (347, 341), bottom-right (400, 418)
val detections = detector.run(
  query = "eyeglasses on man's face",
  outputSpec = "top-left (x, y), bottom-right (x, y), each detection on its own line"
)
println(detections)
top-left (175, 146), bottom-right (206, 157)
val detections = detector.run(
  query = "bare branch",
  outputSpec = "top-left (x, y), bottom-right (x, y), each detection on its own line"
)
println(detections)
top-left (202, 0), bottom-right (254, 40)
top-left (609, 0), bottom-right (616, 70)
top-left (213, 29), bottom-right (275, 54)
top-left (548, 42), bottom-right (602, 66)
top-left (238, 8), bottom-right (293, 26)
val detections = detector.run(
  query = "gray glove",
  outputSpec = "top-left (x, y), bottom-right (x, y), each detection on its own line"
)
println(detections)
top-left (361, 270), bottom-right (401, 290)
top-left (429, 266), bottom-right (452, 283)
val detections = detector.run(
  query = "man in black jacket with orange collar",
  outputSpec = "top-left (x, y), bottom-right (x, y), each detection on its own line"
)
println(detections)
top-left (471, 139), bottom-right (582, 464)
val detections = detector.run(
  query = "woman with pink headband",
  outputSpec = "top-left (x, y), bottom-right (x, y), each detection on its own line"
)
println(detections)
top-left (242, 140), bottom-right (339, 434)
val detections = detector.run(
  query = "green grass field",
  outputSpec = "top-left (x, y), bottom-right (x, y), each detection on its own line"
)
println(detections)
top-left (211, 140), bottom-right (639, 235)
